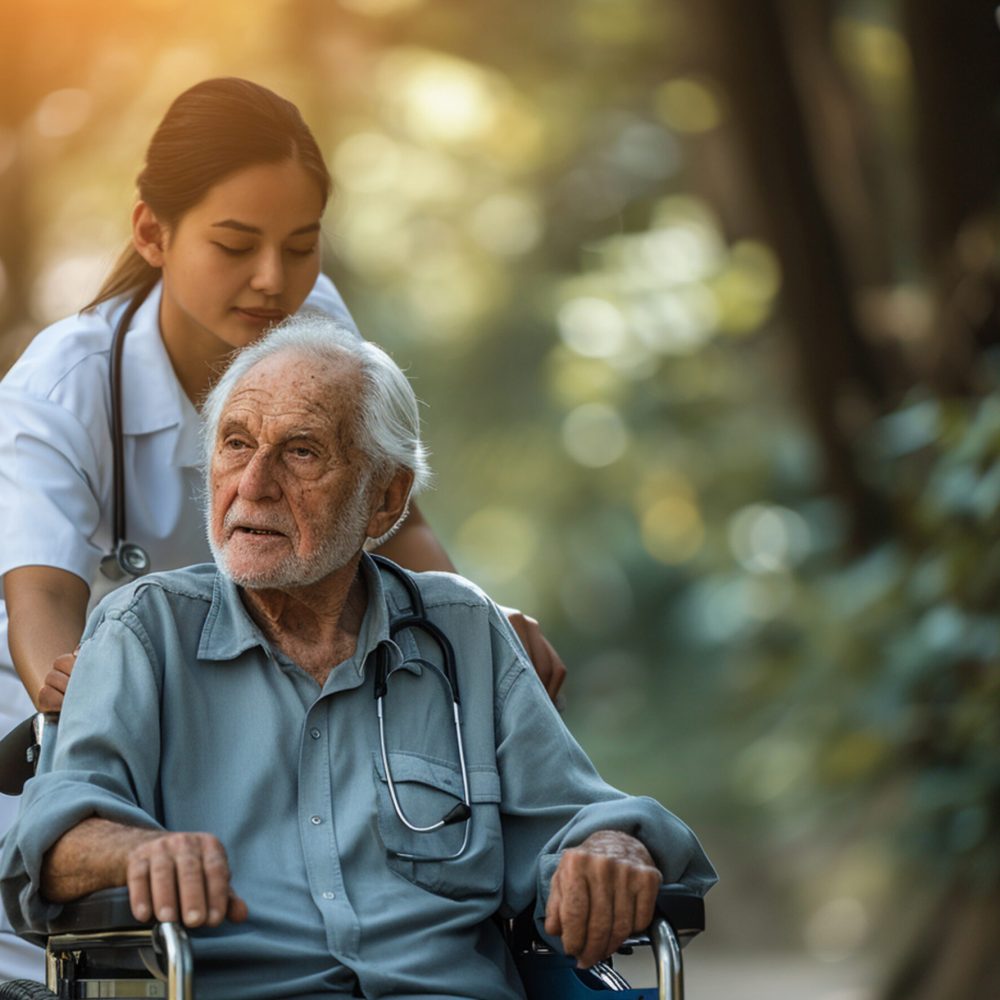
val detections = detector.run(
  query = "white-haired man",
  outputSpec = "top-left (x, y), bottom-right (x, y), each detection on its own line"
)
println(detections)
top-left (1, 315), bottom-right (715, 1000)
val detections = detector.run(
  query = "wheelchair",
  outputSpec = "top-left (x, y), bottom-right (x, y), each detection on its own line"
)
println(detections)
top-left (0, 717), bottom-right (705, 1000)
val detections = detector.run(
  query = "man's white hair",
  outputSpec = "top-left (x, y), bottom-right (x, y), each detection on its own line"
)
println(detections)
top-left (201, 312), bottom-right (432, 495)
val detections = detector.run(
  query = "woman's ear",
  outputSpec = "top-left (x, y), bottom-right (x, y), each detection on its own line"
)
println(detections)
top-left (131, 202), bottom-right (167, 268)
top-left (366, 468), bottom-right (415, 542)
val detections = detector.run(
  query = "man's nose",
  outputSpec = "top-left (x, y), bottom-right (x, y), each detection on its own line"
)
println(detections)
top-left (237, 448), bottom-right (282, 500)
top-left (249, 249), bottom-right (285, 296)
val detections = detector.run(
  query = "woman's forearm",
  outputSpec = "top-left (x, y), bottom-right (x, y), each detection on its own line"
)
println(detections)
top-left (4, 566), bottom-right (89, 706)
top-left (375, 502), bottom-right (457, 573)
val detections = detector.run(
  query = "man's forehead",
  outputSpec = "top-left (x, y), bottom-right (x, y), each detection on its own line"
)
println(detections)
top-left (221, 351), bottom-right (359, 424)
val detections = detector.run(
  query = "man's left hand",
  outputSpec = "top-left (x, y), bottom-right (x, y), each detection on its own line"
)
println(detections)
top-left (544, 830), bottom-right (661, 968)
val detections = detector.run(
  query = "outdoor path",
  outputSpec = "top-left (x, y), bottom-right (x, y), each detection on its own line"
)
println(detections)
top-left (616, 948), bottom-right (873, 999)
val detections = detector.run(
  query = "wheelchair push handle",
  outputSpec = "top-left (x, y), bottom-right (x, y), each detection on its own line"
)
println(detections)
top-left (0, 714), bottom-right (48, 796)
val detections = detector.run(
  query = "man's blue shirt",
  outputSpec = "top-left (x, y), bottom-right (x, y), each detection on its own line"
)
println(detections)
top-left (1, 556), bottom-right (715, 999)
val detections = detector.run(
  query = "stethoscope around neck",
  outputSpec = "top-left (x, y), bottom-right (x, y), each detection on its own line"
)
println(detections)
top-left (96, 310), bottom-right (472, 851)
top-left (99, 298), bottom-right (153, 581)
top-left (370, 555), bottom-right (472, 860)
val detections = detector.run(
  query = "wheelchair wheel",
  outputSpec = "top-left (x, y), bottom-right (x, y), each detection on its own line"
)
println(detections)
top-left (0, 982), bottom-right (57, 999)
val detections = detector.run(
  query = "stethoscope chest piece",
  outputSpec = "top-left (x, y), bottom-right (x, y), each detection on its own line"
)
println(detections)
top-left (100, 540), bottom-right (152, 581)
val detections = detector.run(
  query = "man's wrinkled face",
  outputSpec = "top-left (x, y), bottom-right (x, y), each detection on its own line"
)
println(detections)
top-left (207, 351), bottom-right (374, 590)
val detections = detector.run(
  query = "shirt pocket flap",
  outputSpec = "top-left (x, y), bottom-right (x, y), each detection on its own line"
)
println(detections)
top-left (375, 751), bottom-right (464, 798)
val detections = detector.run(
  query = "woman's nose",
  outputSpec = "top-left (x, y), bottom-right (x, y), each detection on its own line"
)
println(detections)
top-left (249, 249), bottom-right (285, 296)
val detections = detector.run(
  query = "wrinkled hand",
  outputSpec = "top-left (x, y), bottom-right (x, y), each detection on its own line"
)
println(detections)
top-left (126, 831), bottom-right (248, 928)
top-left (37, 648), bottom-right (78, 713)
top-left (501, 608), bottom-right (567, 703)
top-left (545, 831), bottom-right (661, 969)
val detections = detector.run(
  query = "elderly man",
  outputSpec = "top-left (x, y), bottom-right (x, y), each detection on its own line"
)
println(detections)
top-left (1, 315), bottom-right (715, 999)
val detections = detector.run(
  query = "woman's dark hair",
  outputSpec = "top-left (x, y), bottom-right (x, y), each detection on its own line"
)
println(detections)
top-left (87, 77), bottom-right (331, 314)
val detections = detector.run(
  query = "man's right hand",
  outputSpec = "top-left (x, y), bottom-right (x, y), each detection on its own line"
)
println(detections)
top-left (126, 831), bottom-right (248, 928)
top-left (37, 650), bottom-right (77, 713)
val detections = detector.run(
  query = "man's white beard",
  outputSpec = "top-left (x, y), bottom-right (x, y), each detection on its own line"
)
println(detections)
top-left (208, 480), bottom-right (373, 590)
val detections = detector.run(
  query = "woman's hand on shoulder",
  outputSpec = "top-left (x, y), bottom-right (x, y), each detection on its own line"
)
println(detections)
top-left (501, 607), bottom-right (567, 703)
top-left (37, 649), bottom-right (78, 713)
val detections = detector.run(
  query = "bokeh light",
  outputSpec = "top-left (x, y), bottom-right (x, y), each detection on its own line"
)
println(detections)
top-left (654, 77), bottom-right (724, 134)
top-left (468, 192), bottom-right (542, 257)
top-left (557, 296), bottom-right (629, 359)
top-left (31, 254), bottom-right (109, 324)
top-left (640, 495), bottom-right (704, 564)
top-left (34, 89), bottom-right (93, 139)
top-left (728, 503), bottom-right (811, 573)
top-left (454, 505), bottom-right (538, 588)
top-left (561, 402), bottom-right (629, 467)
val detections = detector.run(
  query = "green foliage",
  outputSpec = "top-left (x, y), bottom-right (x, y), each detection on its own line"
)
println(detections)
top-left (728, 379), bottom-right (1000, 887)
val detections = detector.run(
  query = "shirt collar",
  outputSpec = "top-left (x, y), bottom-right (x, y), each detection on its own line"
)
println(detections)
top-left (196, 554), bottom-right (399, 676)
top-left (198, 568), bottom-right (273, 662)
top-left (117, 283), bottom-right (201, 458)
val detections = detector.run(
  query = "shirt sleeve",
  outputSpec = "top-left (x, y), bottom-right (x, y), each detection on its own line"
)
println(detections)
top-left (0, 604), bottom-right (165, 935)
top-left (0, 385), bottom-right (106, 586)
top-left (488, 610), bottom-right (717, 930)
top-left (303, 273), bottom-right (361, 338)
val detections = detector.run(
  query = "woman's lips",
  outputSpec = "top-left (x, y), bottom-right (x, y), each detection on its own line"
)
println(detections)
top-left (235, 308), bottom-right (286, 326)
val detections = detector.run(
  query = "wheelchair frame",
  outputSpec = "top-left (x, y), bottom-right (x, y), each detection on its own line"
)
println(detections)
top-left (1, 717), bottom-right (705, 998)
top-left (0, 883), bottom-right (702, 999)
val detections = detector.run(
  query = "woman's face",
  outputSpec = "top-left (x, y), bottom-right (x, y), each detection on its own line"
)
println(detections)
top-left (141, 159), bottom-right (326, 358)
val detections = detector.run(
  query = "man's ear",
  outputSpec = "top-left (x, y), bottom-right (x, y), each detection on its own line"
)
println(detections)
top-left (366, 467), bottom-right (415, 541)
top-left (131, 202), bottom-right (168, 268)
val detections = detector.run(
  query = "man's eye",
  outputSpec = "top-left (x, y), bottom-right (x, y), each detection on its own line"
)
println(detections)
top-left (289, 446), bottom-right (316, 459)
top-left (223, 437), bottom-right (250, 450)
top-left (213, 243), bottom-right (253, 256)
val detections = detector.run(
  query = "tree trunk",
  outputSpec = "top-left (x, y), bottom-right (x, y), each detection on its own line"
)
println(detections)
top-left (693, 0), bottom-right (890, 549)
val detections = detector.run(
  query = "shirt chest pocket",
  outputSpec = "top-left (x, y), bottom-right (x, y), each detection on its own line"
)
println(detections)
top-left (372, 751), bottom-right (503, 900)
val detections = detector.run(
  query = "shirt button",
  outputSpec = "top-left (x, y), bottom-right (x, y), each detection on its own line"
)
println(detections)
top-left (310, 728), bottom-right (321, 740)
top-left (310, 815), bottom-right (323, 825)
top-left (322, 891), bottom-right (336, 900)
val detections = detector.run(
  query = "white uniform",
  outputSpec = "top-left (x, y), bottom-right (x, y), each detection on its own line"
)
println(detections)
top-left (0, 273), bottom-right (356, 979)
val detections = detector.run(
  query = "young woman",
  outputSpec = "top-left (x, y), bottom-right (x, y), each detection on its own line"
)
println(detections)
top-left (0, 77), bottom-right (565, 979)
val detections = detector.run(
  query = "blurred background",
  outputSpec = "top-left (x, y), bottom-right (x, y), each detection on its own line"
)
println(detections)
top-left (2, 0), bottom-right (999, 996)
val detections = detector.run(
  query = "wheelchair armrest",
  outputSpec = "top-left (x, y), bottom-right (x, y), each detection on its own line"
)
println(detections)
top-left (654, 882), bottom-right (705, 943)
top-left (507, 882), bottom-right (705, 956)
top-left (45, 886), bottom-right (148, 935)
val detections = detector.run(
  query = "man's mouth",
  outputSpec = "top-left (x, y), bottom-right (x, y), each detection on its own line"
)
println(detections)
top-left (231, 524), bottom-right (287, 538)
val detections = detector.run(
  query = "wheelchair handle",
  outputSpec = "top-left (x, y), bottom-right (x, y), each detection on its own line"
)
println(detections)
top-left (0, 713), bottom-right (44, 795)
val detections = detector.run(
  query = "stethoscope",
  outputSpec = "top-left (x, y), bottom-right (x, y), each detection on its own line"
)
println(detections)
top-left (99, 299), bottom-right (153, 581)
top-left (370, 555), bottom-right (472, 859)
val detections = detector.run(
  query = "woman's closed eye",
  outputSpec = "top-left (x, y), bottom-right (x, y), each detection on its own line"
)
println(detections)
top-left (212, 242), bottom-right (253, 256)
